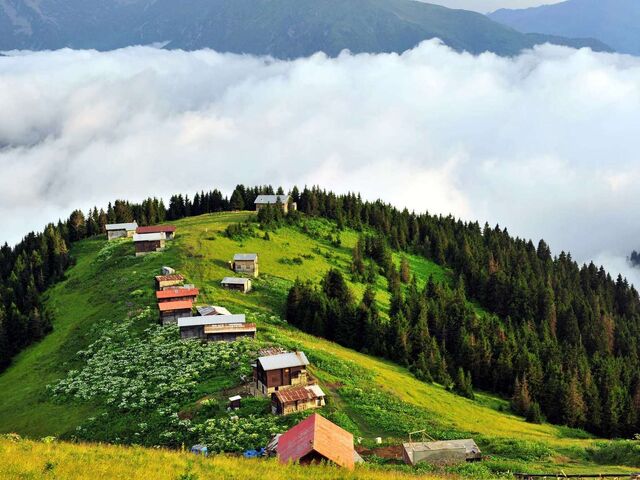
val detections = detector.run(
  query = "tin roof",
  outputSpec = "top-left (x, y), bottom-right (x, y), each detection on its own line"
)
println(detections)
top-left (155, 274), bottom-right (184, 282)
top-left (254, 194), bottom-right (290, 204)
top-left (178, 314), bottom-right (246, 327)
top-left (273, 385), bottom-right (325, 404)
top-left (278, 414), bottom-right (354, 470)
top-left (133, 232), bottom-right (165, 242)
top-left (233, 253), bottom-right (258, 261)
top-left (105, 221), bottom-right (138, 231)
top-left (196, 305), bottom-right (232, 316)
top-left (158, 300), bottom-right (193, 312)
top-left (221, 277), bottom-right (251, 286)
top-left (229, 395), bottom-right (242, 402)
top-left (136, 225), bottom-right (176, 234)
top-left (156, 288), bottom-right (199, 300)
top-left (258, 351), bottom-right (309, 371)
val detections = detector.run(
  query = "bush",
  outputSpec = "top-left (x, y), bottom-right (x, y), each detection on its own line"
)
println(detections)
top-left (586, 438), bottom-right (640, 467)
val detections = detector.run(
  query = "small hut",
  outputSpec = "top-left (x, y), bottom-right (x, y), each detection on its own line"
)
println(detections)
top-left (105, 221), bottom-right (138, 240)
top-left (158, 299), bottom-right (193, 325)
top-left (155, 274), bottom-right (184, 290)
top-left (221, 277), bottom-right (252, 293)
top-left (133, 232), bottom-right (166, 256)
top-left (178, 314), bottom-right (256, 342)
top-left (232, 253), bottom-right (259, 277)
top-left (156, 287), bottom-right (199, 304)
top-left (136, 224), bottom-right (177, 239)
top-left (271, 384), bottom-right (326, 415)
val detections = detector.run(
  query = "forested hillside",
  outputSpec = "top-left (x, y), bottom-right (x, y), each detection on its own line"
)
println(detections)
top-left (1, 184), bottom-right (639, 440)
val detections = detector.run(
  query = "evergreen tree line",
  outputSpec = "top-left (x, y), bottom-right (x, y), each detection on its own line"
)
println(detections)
top-left (3, 184), bottom-right (640, 438)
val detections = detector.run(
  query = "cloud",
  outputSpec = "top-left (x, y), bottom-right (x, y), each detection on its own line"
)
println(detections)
top-left (1, 42), bottom-right (640, 284)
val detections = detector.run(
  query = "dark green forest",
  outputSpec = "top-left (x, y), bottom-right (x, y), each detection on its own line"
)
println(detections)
top-left (2, 184), bottom-right (639, 438)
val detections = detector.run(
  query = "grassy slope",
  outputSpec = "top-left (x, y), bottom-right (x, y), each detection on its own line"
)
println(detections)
top-left (0, 437), bottom-right (441, 480)
top-left (0, 212), bottom-right (634, 475)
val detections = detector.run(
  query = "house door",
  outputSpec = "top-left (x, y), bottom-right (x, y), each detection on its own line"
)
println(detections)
top-left (283, 368), bottom-right (290, 385)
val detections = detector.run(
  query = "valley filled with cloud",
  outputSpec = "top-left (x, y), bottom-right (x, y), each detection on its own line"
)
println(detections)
top-left (1, 41), bottom-right (640, 282)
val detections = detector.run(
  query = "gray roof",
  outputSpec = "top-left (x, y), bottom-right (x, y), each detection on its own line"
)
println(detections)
top-left (106, 221), bottom-right (138, 231)
top-left (196, 305), bottom-right (232, 316)
top-left (178, 314), bottom-right (246, 328)
top-left (133, 232), bottom-right (165, 242)
top-left (221, 277), bottom-right (251, 286)
top-left (258, 351), bottom-right (309, 371)
top-left (254, 194), bottom-right (289, 204)
top-left (233, 253), bottom-right (258, 261)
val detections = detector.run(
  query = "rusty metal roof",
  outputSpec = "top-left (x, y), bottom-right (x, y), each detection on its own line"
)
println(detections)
top-left (157, 300), bottom-right (193, 312)
top-left (156, 288), bottom-right (199, 300)
top-left (136, 225), bottom-right (176, 234)
top-left (155, 274), bottom-right (184, 282)
top-left (273, 386), bottom-right (316, 403)
top-left (278, 414), bottom-right (354, 470)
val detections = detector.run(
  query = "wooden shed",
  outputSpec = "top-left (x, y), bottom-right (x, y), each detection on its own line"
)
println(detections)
top-left (232, 253), bottom-right (259, 277)
top-left (178, 314), bottom-right (256, 342)
top-left (271, 384), bottom-right (326, 415)
top-left (158, 299), bottom-right (193, 325)
top-left (253, 351), bottom-right (310, 397)
top-left (155, 274), bottom-right (184, 290)
top-left (105, 221), bottom-right (138, 240)
top-left (254, 195), bottom-right (296, 214)
top-left (156, 287), bottom-right (199, 304)
top-left (133, 232), bottom-right (166, 256)
top-left (278, 414), bottom-right (355, 470)
top-left (136, 224), bottom-right (177, 240)
top-left (221, 277), bottom-right (252, 293)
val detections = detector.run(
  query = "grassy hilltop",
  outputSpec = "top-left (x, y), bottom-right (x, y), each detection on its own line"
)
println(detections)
top-left (0, 211), bottom-right (637, 478)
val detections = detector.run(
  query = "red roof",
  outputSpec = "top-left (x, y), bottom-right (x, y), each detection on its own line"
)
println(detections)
top-left (136, 225), bottom-right (176, 234)
top-left (157, 300), bottom-right (193, 312)
top-left (278, 414), bottom-right (354, 469)
top-left (156, 288), bottom-right (199, 300)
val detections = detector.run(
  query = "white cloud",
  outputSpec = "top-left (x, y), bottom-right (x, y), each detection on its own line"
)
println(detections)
top-left (1, 42), bottom-right (640, 284)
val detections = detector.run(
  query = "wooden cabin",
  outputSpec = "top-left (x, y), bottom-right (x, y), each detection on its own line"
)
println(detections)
top-left (158, 299), bottom-right (193, 325)
top-left (232, 253), bottom-right (259, 277)
top-left (155, 274), bottom-right (184, 290)
top-left (402, 439), bottom-right (481, 466)
top-left (271, 384), bottom-right (326, 415)
top-left (136, 225), bottom-right (176, 239)
top-left (278, 414), bottom-right (355, 470)
top-left (254, 195), bottom-right (296, 214)
top-left (178, 314), bottom-right (256, 342)
top-left (253, 351), bottom-right (310, 396)
top-left (221, 277), bottom-right (252, 293)
top-left (156, 287), bottom-right (199, 304)
top-left (133, 232), bottom-right (166, 256)
top-left (105, 221), bottom-right (138, 240)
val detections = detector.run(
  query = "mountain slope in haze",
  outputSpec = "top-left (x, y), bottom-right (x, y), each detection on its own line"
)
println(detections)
top-left (489, 0), bottom-right (640, 56)
top-left (0, 0), bottom-right (610, 57)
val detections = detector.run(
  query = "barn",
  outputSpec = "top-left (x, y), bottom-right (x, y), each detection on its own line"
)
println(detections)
top-left (105, 221), bottom-right (138, 240)
top-left (136, 225), bottom-right (177, 239)
top-left (271, 384), bottom-right (326, 415)
top-left (133, 232), bottom-right (166, 256)
top-left (232, 253), bottom-right (259, 277)
top-left (155, 274), bottom-right (184, 290)
top-left (253, 351), bottom-right (310, 397)
top-left (221, 277), bottom-right (252, 293)
top-left (178, 314), bottom-right (256, 342)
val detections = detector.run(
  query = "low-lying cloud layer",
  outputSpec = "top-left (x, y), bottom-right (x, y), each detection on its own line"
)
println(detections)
top-left (2, 42), bottom-right (640, 283)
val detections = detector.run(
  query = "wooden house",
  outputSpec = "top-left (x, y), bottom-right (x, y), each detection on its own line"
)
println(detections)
top-left (158, 299), bottom-right (193, 325)
top-left (105, 221), bottom-right (138, 240)
top-left (232, 253), bottom-right (259, 277)
top-left (402, 439), bottom-right (481, 466)
top-left (221, 277), bottom-right (252, 293)
top-left (253, 351), bottom-right (310, 396)
top-left (136, 225), bottom-right (177, 239)
top-left (155, 274), bottom-right (184, 290)
top-left (271, 384), bottom-right (326, 415)
top-left (133, 232), bottom-right (166, 256)
top-left (278, 414), bottom-right (355, 470)
top-left (178, 314), bottom-right (256, 342)
top-left (254, 195), bottom-right (296, 214)
top-left (156, 287), bottom-right (199, 304)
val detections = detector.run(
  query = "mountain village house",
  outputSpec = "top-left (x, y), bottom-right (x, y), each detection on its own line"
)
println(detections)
top-left (155, 274), bottom-right (184, 290)
top-left (231, 253), bottom-right (259, 277)
top-left (133, 232), bottom-right (166, 256)
top-left (156, 287), bottom-right (199, 304)
top-left (254, 194), bottom-right (296, 214)
top-left (221, 277), bottom-right (252, 293)
top-left (158, 299), bottom-right (193, 325)
top-left (278, 414), bottom-right (356, 470)
top-left (178, 314), bottom-right (256, 342)
top-left (252, 351), bottom-right (310, 396)
top-left (271, 384), bottom-right (326, 416)
top-left (136, 224), bottom-right (177, 239)
top-left (105, 221), bottom-right (138, 240)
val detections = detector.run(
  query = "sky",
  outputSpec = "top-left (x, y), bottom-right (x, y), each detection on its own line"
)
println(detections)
top-left (1, 42), bottom-right (640, 285)
top-left (422, 0), bottom-right (565, 13)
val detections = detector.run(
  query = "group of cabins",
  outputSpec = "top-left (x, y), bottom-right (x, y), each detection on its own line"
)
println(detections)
top-left (105, 222), bottom-right (176, 256)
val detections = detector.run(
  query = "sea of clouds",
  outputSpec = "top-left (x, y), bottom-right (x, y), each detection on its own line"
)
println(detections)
top-left (1, 41), bottom-right (640, 283)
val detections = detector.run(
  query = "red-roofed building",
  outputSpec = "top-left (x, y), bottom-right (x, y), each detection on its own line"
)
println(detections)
top-left (278, 414), bottom-right (355, 470)
top-left (158, 299), bottom-right (193, 325)
top-left (136, 225), bottom-right (177, 239)
top-left (156, 288), bottom-right (199, 303)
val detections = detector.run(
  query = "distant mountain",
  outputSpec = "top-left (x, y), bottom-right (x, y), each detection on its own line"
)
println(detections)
top-left (489, 0), bottom-right (640, 56)
top-left (0, 0), bottom-right (610, 58)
